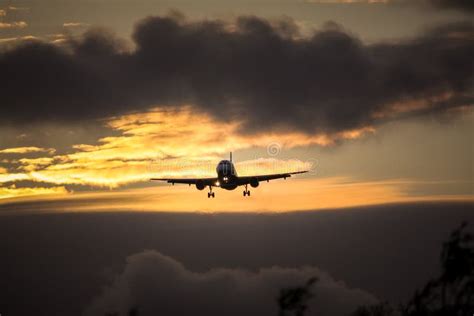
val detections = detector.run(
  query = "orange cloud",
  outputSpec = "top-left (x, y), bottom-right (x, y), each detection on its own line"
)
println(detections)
top-left (372, 93), bottom-right (463, 120)
top-left (0, 35), bottom-right (39, 44)
top-left (0, 185), bottom-right (67, 201)
top-left (0, 173), bottom-right (30, 183)
top-left (0, 108), bottom-right (373, 200)
top-left (5, 108), bottom-right (318, 189)
top-left (63, 22), bottom-right (89, 28)
top-left (0, 146), bottom-right (55, 154)
top-left (0, 21), bottom-right (27, 29)
top-left (18, 157), bottom-right (56, 172)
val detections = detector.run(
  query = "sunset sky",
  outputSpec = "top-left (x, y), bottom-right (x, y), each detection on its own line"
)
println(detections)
top-left (0, 0), bottom-right (472, 212)
top-left (2, 2), bottom-right (474, 316)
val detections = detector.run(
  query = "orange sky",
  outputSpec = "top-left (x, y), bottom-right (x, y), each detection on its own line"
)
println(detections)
top-left (0, 2), bottom-right (473, 212)
top-left (1, 177), bottom-right (472, 215)
top-left (0, 107), bottom-right (368, 199)
top-left (0, 107), bottom-right (472, 210)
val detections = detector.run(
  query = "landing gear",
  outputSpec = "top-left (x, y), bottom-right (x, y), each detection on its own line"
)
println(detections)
top-left (207, 186), bottom-right (215, 198)
top-left (243, 184), bottom-right (251, 197)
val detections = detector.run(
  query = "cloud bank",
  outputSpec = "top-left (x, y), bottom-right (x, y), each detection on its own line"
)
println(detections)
top-left (86, 250), bottom-right (377, 316)
top-left (0, 14), bottom-right (472, 135)
top-left (429, 0), bottom-right (474, 12)
top-left (306, 0), bottom-right (474, 12)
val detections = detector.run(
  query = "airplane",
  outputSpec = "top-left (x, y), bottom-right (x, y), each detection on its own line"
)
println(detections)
top-left (151, 152), bottom-right (308, 198)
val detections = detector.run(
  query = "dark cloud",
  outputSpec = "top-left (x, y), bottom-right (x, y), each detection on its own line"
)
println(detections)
top-left (1, 203), bottom-right (473, 315)
top-left (1, 14), bottom-right (473, 134)
top-left (428, 0), bottom-right (474, 12)
top-left (85, 250), bottom-right (376, 316)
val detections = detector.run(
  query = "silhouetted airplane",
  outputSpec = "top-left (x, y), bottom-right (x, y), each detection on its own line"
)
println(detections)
top-left (151, 153), bottom-right (308, 198)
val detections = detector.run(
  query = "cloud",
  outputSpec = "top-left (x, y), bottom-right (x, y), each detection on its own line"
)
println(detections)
top-left (1, 108), bottom-right (471, 202)
top-left (0, 184), bottom-right (67, 200)
top-left (85, 250), bottom-right (377, 316)
top-left (0, 35), bottom-right (39, 45)
top-left (425, 0), bottom-right (474, 11)
top-left (0, 14), bottom-right (472, 135)
top-left (0, 172), bottom-right (30, 183)
top-left (0, 35), bottom-right (65, 46)
top-left (0, 203), bottom-right (472, 315)
top-left (0, 146), bottom-right (55, 154)
top-left (7, 6), bottom-right (30, 11)
top-left (0, 109), bottom-right (313, 191)
top-left (305, 0), bottom-right (474, 12)
top-left (0, 21), bottom-right (27, 29)
top-left (63, 22), bottom-right (89, 28)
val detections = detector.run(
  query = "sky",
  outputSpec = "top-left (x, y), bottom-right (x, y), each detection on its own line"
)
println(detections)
top-left (1, 1), bottom-right (473, 316)
top-left (1, 0), bottom-right (473, 211)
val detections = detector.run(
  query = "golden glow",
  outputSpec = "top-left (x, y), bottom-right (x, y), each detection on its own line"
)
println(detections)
top-left (1, 177), bottom-right (471, 214)
top-left (0, 106), bottom-right (463, 203)
top-left (0, 146), bottom-right (55, 154)
top-left (1, 107), bottom-right (371, 200)
top-left (0, 173), bottom-right (30, 184)
top-left (0, 185), bottom-right (67, 201)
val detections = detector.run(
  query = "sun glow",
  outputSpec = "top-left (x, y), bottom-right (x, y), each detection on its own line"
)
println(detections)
top-left (0, 107), bottom-right (377, 200)
top-left (1, 177), bottom-right (471, 215)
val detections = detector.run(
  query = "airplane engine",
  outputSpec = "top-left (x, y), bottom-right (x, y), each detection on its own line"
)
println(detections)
top-left (196, 180), bottom-right (206, 191)
top-left (250, 178), bottom-right (259, 188)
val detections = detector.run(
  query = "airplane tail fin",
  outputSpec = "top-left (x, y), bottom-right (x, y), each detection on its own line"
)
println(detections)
top-left (230, 152), bottom-right (232, 162)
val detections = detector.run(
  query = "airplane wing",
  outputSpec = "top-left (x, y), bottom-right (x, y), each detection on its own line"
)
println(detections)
top-left (237, 170), bottom-right (308, 185)
top-left (150, 177), bottom-right (218, 186)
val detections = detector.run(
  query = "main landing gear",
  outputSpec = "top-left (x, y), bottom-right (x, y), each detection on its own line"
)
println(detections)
top-left (207, 186), bottom-right (215, 198)
top-left (243, 184), bottom-right (251, 197)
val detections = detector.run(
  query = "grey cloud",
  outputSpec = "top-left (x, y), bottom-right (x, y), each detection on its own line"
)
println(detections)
top-left (427, 0), bottom-right (474, 12)
top-left (0, 14), bottom-right (473, 135)
top-left (314, 0), bottom-right (474, 13)
top-left (85, 250), bottom-right (377, 316)
top-left (1, 203), bottom-right (473, 315)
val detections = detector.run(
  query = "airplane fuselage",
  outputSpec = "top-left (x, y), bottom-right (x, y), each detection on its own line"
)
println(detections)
top-left (216, 160), bottom-right (239, 190)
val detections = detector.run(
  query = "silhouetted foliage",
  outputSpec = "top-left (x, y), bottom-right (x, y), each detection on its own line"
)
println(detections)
top-left (352, 221), bottom-right (474, 316)
top-left (402, 221), bottom-right (474, 316)
top-left (278, 276), bottom-right (318, 316)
